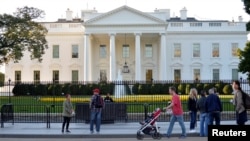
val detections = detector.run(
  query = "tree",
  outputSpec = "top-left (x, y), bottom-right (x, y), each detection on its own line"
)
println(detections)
top-left (242, 0), bottom-right (250, 30)
top-left (238, 1), bottom-right (250, 81)
top-left (238, 42), bottom-right (250, 82)
top-left (0, 6), bottom-right (48, 64)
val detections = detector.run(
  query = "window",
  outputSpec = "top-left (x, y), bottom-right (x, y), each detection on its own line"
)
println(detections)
top-left (231, 43), bottom-right (238, 57)
top-left (193, 69), bottom-right (200, 80)
top-left (72, 70), bottom-right (78, 82)
top-left (232, 69), bottom-right (238, 80)
top-left (209, 23), bottom-right (221, 27)
top-left (15, 71), bottom-right (21, 82)
top-left (53, 45), bottom-right (59, 58)
top-left (212, 43), bottom-right (219, 57)
top-left (99, 45), bottom-right (107, 58)
top-left (72, 45), bottom-right (78, 58)
top-left (174, 69), bottom-right (181, 81)
top-left (100, 70), bottom-right (107, 82)
top-left (174, 43), bottom-right (181, 58)
top-left (212, 69), bottom-right (220, 80)
top-left (34, 71), bottom-right (40, 82)
top-left (145, 44), bottom-right (153, 58)
top-left (53, 70), bottom-right (59, 82)
top-left (122, 44), bottom-right (129, 58)
top-left (190, 22), bottom-right (202, 27)
top-left (193, 43), bottom-right (200, 57)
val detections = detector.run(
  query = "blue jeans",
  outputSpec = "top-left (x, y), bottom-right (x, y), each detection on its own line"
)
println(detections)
top-left (207, 112), bottom-right (220, 125)
top-left (199, 113), bottom-right (208, 137)
top-left (166, 114), bottom-right (186, 137)
top-left (189, 111), bottom-right (197, 130)
top-left (90, 110), bottom-right (101, 132)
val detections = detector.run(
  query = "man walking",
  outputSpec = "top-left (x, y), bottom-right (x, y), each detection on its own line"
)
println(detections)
top-left (89, 88), bottom-right (104, 134)
top-left (165, 86), bottom-right (186, 139)
top-left (205, 88), bottom-right (222, 126)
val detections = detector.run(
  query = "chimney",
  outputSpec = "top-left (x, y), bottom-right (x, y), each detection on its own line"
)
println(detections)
top-left (238, 16), bottom-right (243, 22)
top-left (180, 7), bottom-right (187, 20)
top-left (66, 8), bottom-right (73, 21)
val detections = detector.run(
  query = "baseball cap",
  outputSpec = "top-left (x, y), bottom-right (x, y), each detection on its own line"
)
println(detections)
top-left (93, 88), bottom-right (100, 93)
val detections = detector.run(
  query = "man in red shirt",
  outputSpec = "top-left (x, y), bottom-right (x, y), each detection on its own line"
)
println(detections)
top-left (165, 86), bottom-right (186, 139)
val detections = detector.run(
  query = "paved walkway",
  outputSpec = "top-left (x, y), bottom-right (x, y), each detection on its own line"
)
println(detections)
top-left (1, 120), bottom-right (249, 138)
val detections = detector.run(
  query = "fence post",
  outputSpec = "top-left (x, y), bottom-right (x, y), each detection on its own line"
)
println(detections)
top-left (144, 103), bottom-right (149, 120)
top-left (46, 105), bottom-right (50, 128)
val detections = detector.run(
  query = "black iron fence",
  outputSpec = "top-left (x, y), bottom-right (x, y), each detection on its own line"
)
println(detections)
top-left (0, 79), bottom-right (250, 127)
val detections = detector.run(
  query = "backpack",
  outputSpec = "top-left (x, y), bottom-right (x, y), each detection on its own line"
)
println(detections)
top-left (242, 91), bottom-right (250, 109)
top-left (93, 95), bottom-right (103, 108)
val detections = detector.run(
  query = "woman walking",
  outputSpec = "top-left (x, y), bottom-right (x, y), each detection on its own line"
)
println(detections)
top-left (187, 88), bottom-right (198, 133)
top-left (62, 94), bottom-right (74, 133)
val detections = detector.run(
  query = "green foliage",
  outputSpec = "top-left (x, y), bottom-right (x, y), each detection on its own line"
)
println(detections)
top-left (223, 84), bottom-right (233, 94)
top-left (0, 72), bottom-right (4, 86)
top-left (132, 83), bottom-right (139, 94)
top-left (238, 42), bottom-right (250, 82)
top-left (0, 6), bottom-right (48, 64)
top-left (178, 84), bottom-right (186, 94)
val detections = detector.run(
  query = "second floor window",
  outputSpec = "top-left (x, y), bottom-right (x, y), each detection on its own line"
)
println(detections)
top-left (100, 45), bottom-right (107, 58)
top-left (145, 44), bottom-right (152, 58)
top-left (212, 43), bottom-right (219, 57)
top-left (174, 43), bottom-right (181, 58)
top-left (122, 44), bottom-right (129, 58)
top-left (53, 45), bottom-right (59, 58)
top-left (231, 43), bottom-right (238, 57)
top-left (193, 43), bottom-right (200, 57)
top-left (72, 45), bottom-right (78, 58)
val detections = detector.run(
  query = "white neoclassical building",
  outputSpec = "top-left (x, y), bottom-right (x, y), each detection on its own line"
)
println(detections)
top-left (4, 5), bottom-right (248, 82)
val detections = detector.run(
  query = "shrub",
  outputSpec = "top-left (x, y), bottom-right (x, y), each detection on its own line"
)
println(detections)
top-left (223, 84), bottom-right (233, 94)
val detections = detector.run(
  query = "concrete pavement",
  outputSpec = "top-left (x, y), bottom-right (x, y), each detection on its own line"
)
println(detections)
top-left (1, 120), bottom-right (249, 138)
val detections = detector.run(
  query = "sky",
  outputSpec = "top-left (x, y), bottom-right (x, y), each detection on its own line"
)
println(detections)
top-left (0, 0), bottom-right (249, 22)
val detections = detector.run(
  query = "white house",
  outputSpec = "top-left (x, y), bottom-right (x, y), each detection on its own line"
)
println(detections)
top-left (4, 6), bottom-right (248, 82)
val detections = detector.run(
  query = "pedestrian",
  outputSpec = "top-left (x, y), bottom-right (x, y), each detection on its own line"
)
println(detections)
top-left (187, 88), bottom-right (198, 133)
top-left (164, 86), bottom-right (186, 139)
top-left (89, 88), bottom-right (104, 134)
top-left (232, 80), bottom-right (248, 125)
top-left (62, 94), bottom-right (74, 133)
top-left (104, 93), bottom-right (114, 102)
top-left (205, 88), bottom-right (223, 126)
top-left (196, 90), bottom-right (208, 137)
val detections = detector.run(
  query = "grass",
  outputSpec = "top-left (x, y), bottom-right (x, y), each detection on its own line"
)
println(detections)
top-left (0, 94), bottom-right (235, 113)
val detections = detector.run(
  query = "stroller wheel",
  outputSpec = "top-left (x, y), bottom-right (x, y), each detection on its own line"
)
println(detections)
top-left (152, 132), bottom-right (162, 140)
top-left (137, 131), bottom-right (144, 140)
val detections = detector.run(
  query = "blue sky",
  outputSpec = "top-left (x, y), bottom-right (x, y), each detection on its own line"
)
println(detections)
top-left (0, 0), bottom-right (249, 22)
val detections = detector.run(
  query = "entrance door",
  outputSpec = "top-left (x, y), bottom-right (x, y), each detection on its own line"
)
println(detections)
top-left (146, 69), bottom-right (152, 82)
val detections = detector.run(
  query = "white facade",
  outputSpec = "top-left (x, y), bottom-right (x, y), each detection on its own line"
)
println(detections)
top-left (4, 6), bottom-right (248, 82)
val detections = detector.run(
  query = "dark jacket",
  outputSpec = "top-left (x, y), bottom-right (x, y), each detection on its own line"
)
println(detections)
top-left (205, 94), bottom-right (222, 113)
top-left (187, 97), bottom-right (198, 112)
top-left (197, 96), bottom-right (206, 113)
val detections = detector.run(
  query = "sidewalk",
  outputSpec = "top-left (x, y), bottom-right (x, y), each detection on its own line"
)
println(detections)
top-left (0, 121), bottom-right (249, 138)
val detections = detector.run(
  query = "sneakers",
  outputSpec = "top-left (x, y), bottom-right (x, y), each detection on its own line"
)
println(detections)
top-left (179, 135), bottom-right (186, 139)
top-left (66, 130), bottom-right (71, 133)
top-left (189, 129), bottom-right (196, 133)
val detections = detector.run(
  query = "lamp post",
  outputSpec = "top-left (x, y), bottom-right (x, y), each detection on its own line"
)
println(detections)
top-left (8, 78), bottom-right (11, 103)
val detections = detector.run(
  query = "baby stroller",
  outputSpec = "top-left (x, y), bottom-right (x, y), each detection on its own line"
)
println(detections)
top-left (136, 108), bottom-right (162, 140)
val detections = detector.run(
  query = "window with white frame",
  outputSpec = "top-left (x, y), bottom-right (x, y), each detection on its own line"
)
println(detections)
top-left (193, 69), bottom-right (200, 80)
top-left (212, 43), bottom-right (219, 57)
top-left (231, 43), bottom-right (238, 57)
top-left (72, 45), bottom-right (78, 58)
top-left (34, 70), bottom-right (40, 82)
top-left (53, 45), bottom-right (59, 58)
top-left (53, 70), bottom-right (59, 82)
top-left (72, 70), bottom-right (78, 81)
top-left (122, 44), bottom-right (129, 58)
top-left (232, 69), bottom-right (238, 80)
top-left (174, 43), bottom-right (181, 58)
top-left (99, 45), bottom-right (107, 58)
top-left (193, 43), bottom-right (200, 57)
top-left (145, 44), bottom-right (152, 58)
top-left (15, 71), bottom-right (21, 82)
top-left (100, 70), bottom-right (107, 81)
top-left (174, 69), bottom-right (181, 81)
top-left (212, 69), bottom-right (220, 80)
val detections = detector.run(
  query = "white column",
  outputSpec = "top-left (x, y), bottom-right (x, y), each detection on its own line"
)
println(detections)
top-left (160, 33), bottom-right (167, 80)
top-left (109, 33), bottom-right (116, 81)
top-left (135, 33), bottom-right (141, 81)
top-left (83, 33), bottom-right (90, 82)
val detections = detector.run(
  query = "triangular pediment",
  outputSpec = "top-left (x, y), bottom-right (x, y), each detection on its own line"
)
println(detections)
top-left (84, 5), bottom-right (166, 25)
